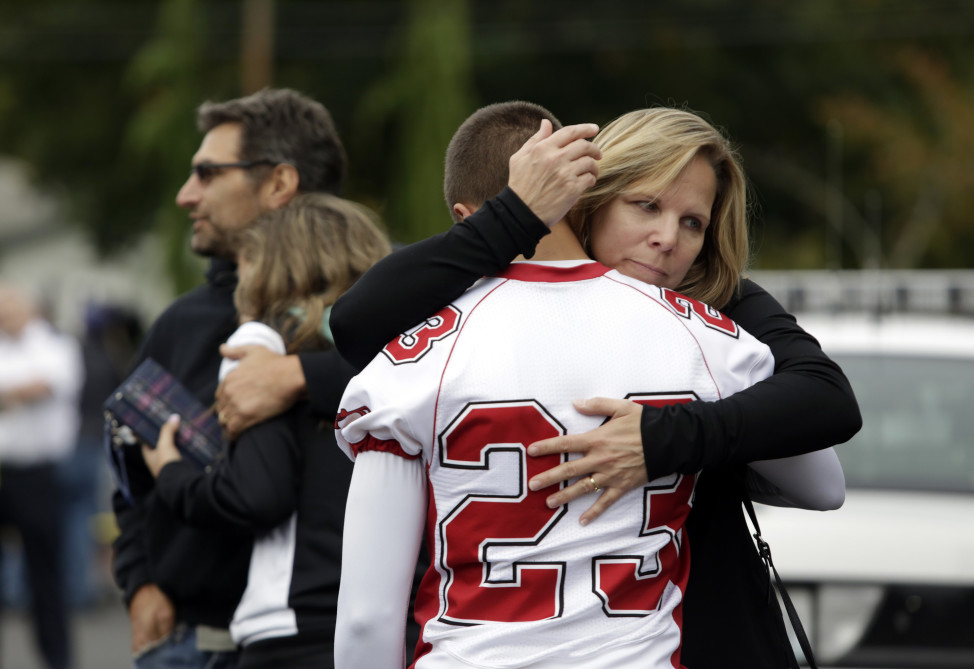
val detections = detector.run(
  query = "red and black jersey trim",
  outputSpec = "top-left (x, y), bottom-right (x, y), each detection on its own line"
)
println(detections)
top-left (348, 434), bottom-right (420, 460)
top-left (495, 261), bottom-right (610, 283)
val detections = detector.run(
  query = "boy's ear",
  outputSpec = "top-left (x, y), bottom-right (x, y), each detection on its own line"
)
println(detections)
top-left (453, 202), bottom-right (476, 221)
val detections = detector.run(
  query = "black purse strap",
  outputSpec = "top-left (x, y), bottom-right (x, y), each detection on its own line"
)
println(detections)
top-left (744, 496), bottom-right (819, 669)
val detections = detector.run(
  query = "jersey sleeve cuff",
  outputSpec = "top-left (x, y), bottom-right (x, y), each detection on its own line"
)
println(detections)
top-left (349, 434), bottom-right (420, 460)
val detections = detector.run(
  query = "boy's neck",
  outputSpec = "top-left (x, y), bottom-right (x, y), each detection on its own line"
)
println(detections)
top-left (515, 220), bottom-right (588, 262)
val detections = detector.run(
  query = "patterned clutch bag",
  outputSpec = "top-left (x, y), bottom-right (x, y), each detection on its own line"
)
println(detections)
top-left (104, 358), bottom-right (225, 503)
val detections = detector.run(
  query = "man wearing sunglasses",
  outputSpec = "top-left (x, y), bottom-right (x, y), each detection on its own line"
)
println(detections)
top-left (111, 87), bottom-right (351, 669)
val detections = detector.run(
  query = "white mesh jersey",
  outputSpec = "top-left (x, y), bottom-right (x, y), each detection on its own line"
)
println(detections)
top-left (335, 260), bottom-right (774, 669)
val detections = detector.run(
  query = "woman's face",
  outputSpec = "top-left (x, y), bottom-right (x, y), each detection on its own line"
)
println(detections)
top-left (590, 154), bottom-right (717, 290)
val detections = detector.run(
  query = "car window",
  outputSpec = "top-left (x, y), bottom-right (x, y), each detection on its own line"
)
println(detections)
top-left (832, 354), bottom-right (974, 494)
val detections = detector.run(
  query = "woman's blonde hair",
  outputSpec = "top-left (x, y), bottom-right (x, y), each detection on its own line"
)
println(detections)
top-left (569, 107), bottom-right (749, 308)
top-left (235, 192), bottom-right (391, 353)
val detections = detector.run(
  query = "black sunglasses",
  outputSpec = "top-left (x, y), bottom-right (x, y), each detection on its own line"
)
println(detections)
top-left (190, 159), bottom-right (277, 182)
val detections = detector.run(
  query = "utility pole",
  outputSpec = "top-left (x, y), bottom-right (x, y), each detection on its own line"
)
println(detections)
top-left (241, 0), bottom-right (275, 93)
top-left (826, 119), bottom-right (843, 270)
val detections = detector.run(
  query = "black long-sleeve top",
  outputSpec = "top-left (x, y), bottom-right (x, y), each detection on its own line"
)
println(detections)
top-left (111, 258), bottom-right (357, 629)
top-left (329, 188), bottom-right (862, 668)
top-left (156, 400), bottom-right (351, 667)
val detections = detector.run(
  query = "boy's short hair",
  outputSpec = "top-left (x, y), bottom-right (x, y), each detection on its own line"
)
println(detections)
top-left (443, 101), bottom-right (562, 222)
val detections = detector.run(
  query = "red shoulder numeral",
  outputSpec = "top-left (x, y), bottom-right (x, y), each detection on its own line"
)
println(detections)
top-left (382, 305), bottom-right (461, 364)
top-left (661, 288), bottom-right (738, 337)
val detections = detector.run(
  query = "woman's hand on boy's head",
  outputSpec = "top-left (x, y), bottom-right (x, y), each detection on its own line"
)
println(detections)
top-left (508, 121), bottom-right (601, 228)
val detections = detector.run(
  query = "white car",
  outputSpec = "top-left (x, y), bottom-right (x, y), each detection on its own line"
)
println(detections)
top-left (754, 313), bottom-right (974, 668)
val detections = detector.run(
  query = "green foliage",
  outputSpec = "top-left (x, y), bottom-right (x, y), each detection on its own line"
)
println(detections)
top-left (819, 49), bottom-right (974, 268)
top-left (0, 1), bottom-right (161, 253)
top-left (352, 0), bottom-right (475, 242)
top-left (3, 0), bottom-right (974, 283)
top-left (121, 0), bottom-right (210, 294)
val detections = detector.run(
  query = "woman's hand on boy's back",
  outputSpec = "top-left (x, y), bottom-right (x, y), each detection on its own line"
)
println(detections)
top-left (527, 397), bottom-right (648, 526)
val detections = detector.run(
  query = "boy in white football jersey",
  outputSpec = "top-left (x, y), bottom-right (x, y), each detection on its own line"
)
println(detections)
top-left (333, 103), bottom-right (840, 669)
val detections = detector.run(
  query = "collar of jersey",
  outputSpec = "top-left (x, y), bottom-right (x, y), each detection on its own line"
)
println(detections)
top-left (495, 260), bottom-right (611, 283)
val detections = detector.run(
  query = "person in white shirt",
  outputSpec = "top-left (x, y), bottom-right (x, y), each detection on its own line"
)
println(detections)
top-left (0, 284), bottom-right (83, 669)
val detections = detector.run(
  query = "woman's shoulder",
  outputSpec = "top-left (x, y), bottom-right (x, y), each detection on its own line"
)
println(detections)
top-left (732, 277), bottom-right (771, 302)
top-left (724, 277), bottom-right (787, 316)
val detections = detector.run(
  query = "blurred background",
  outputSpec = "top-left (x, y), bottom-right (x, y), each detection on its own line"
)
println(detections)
top-left (4, 0), bottom-right (974, 314)
top-left (1, 1), bottom-right (972, 667)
